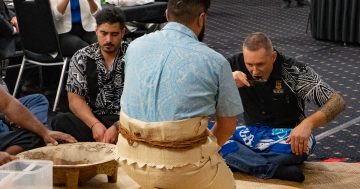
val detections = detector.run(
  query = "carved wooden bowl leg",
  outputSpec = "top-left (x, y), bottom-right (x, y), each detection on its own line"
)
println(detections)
top-left (96, 160), bottom-right (118, 183)
top-left (107, 168), bottom-right (118, 183)
top-left (65, 169), bottom-right (80, 189)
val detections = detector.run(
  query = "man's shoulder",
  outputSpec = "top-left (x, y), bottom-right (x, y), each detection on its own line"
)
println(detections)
top-left (282, 62), bottom-right (308, 77)
top-left (278, 52), bottom-right (306, 70)
top-left (178, 44), bottom-right (229, 69)
top-left (195, 43), bottom-right (226, 60)
top-left (129, 31), bottom-right (157, 44)
top-left (275, 52), bottom-right (309, 78)
top-left (72, 43), bottom-right (99, 61)
top-left (227, 53), bottom-right (244, 64)
top-left (227, 52), bottom-right (246, 72)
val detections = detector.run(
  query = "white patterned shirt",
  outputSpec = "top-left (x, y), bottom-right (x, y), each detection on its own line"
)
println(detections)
top-left (66, 42), bottom-right (128, 115)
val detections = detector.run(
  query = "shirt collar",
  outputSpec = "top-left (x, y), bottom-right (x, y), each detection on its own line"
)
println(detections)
top-left (162, 22), bottom-right (198, 40)
top-left (268, 50), bottom-right (283, 80)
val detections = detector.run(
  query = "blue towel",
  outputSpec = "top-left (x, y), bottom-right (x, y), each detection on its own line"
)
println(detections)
top-left (220, 124), bottom-right (316, 156)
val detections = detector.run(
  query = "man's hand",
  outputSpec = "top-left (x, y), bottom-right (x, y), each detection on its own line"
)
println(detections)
top-left (42, 130), bottom-right (77, 145)
top-left (91, 123), bottom-right (107, 142)
top-left (0, 152), bottom-right (18, 165)
top-left (232, 71), bottom-right (250, 88)
top-left (286, 119), bottom-right (313, 156)
top-left (10, 16), bottom-right (18, 33)
top-left (102, 125), bottom-right (118, 144)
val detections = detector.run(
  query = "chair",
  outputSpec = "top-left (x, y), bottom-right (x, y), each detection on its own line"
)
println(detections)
top-left (12, 0), bottom-right (69, 112)
top-left (121, 1), bottom-right (167, 41)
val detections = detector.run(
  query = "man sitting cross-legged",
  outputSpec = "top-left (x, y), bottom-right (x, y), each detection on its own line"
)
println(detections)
top-left (51, 6), bottom-right (128, 144)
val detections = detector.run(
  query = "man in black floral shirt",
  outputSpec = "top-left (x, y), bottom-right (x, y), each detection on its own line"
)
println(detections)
top-left (51, 6), bottom-right (127, 144)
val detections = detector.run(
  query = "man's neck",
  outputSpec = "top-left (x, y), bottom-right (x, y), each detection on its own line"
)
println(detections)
top-left (101, 50), bottom-right (118, 70)
top-left (182, 22), bottom-right (200, 40)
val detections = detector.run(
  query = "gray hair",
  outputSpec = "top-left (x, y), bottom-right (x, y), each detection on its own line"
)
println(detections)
top-left (242, 32), bottom-right (273, 54)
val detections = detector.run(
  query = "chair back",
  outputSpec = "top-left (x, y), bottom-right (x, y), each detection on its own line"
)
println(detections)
top-left (13, 0), bottom-right (63, 61)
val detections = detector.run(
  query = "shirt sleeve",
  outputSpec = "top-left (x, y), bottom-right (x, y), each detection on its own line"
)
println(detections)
top-left (65, 52), bottom-right (88, 97)
top-left (216, 59), bottom-right (244, 117)
top-left (287, 64), bottom-right (335, 107)
top-left (49, 0), bottom-right (63, 20)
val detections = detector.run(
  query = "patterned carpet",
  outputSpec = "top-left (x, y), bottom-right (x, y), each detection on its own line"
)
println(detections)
top-left (204, 0), bottom-right (360, 162)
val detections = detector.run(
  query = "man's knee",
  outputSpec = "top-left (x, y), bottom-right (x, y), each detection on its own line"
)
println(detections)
top-left (50, 113), bottom-right (69, 131)
top-left (29, 94), bottom-right (49, 105)
top-left (18, 93), bottom-right (49, 108)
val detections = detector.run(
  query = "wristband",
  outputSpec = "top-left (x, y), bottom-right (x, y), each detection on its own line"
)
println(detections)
top-left (90, 121), bottom-right (100, 129)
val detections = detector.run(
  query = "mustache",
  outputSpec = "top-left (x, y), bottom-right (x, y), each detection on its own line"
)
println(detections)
top-left (103, 43), bottom-right (114, 47)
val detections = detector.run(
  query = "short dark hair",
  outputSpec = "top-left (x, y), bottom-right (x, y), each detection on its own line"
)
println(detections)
top-left (243, 32), bottom-right (273, 54)
top-left (167, 0), bottom-right (211, 24)
top-left (95, 5), bottom-right (126, 29)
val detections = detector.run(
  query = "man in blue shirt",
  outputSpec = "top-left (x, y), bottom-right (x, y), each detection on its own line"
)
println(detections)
top-left (117, 0), bottom-right (243, 188)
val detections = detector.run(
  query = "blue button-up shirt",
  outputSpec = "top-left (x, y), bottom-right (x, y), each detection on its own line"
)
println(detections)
top-left (121, 22), bottom-right (243, 122)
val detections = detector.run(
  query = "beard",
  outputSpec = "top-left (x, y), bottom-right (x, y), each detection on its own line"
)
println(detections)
top-left (198, 25), bottom-right (205, 42)
top-left (101, 43), bottom-right (116, 53)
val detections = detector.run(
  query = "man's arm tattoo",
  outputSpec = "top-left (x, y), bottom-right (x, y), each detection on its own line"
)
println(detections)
top-left (320, 92), bottom-right (346, 122)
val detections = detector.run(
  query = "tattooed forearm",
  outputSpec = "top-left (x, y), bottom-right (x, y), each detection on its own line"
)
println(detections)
top-left (320, 93), bottom-right (346, 122)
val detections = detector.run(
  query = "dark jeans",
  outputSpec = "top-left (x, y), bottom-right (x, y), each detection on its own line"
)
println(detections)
top-left (0, 94), bottom-right (49, 151)
top-left (59, 23), bottom-right (97, 57)
top-left (223, 140), bottom-right (307, 179)
top-left (50, 112), bottom-right (118, 142)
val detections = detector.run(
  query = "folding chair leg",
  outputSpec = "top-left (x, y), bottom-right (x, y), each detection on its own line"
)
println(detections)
top-left (52, 58), bottom-right (68, 112)
top-left (12, 57), bottom-right (26, 97)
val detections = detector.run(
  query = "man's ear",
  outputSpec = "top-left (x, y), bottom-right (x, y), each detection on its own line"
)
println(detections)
top-left (121, 28), bottom-right (126, 39)
top-left (165, 9), bottom-right (169, 21)
top-left (198, 12), bottom-right (206, 28)
top-left (271, 50), bottom-right (277, 63)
